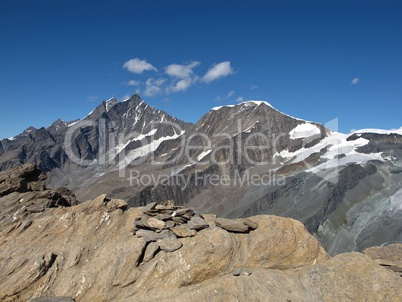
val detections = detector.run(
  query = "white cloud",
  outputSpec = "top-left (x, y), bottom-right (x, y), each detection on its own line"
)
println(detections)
top-left (123, 58), bottom-right (157, 74)
top-left (214, 96), bottom-right (222, 101)
top-left (203, 61), bottom-right (234, 83)
top-left (165, 61), bottom-right (200, 79)
top-left (351, 77), bottom-right (360, 85)
top-left (144, 77), bottom-right (166, 97)
top-left (227, 90), bottom-right (235, 97)
top-left (127, 80), bottom-right (140, 86)
top-left (236, 96), bottom-right (244, 103)
top-left (169, 78), bottom-right (193, 92)
top-left (87, 96), bottom-right (99, 102)
top-left (154, 78), bottom-right (166, 86)
top-left (250, 84), bottom-right (258, 90)
top-left (122, 59), bottom-right (236, 96)
top-left (165, 61), bottom-right (200, 93)
top-left (144, 86), bottom-right (161, 97)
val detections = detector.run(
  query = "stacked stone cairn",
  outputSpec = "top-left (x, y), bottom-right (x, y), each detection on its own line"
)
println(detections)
top-left (132, 200), bottom-right (258, 264)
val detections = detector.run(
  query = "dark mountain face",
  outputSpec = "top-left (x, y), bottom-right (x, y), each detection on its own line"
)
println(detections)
top-left (0, 94), bottom-right (193, 171)
top-left (1, 94), bottom-right (402, 255)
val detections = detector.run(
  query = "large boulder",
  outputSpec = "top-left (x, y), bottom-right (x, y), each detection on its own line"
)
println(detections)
top-left (0, 163), bottom-right (47, 197)
top-left (0, 164), bottom-right (78, 230)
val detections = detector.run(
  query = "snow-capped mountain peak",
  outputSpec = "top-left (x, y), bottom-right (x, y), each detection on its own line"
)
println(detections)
top-left (211, 100), bottom-right (274, 111)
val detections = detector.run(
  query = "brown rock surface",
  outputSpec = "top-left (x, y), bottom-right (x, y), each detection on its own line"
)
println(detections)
top-left (143, 242), bottom-right (159, 262)
top-left (147, 217), bottom-right (166, 230)
top-left (0, 166), bottom-right (401, 301)
top-left (364, 243), bottom-right (402, 277)
top-left (151, 252), bottom-right (402, 302)
top-left (215, 217), bottom-right (252, 233)
top-left (0, 163), bottom-right (46, 197)
top-left (171, 224), bottom-right (197, 238)
top-left (0, 164), bottom-right (78, 231)
top-left (0, 196), bottom-right (331, 301)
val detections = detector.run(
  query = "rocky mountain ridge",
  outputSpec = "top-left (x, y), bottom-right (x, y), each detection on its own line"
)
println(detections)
top-left (1, 95), bottom-right (402, 255)
top-left (0, 164), bottom-right (401, 301)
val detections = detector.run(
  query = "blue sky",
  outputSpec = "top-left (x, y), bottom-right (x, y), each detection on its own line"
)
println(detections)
top-left (1, 0), bottom-right (401, 139)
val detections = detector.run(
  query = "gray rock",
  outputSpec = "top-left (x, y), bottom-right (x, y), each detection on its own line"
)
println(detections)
top-left (155, 204), bottom-right (176, 211)
top-left (182, 212), bottom-right (193, 220)
top-left (143, 202), bottom-right (157, 211)
top-left (141, 215), bottom-right (153, 229)
top-left (134, 219), bottom-right (147, 229)
top-left (135, 229), bottom-right (160, 242)
top-left (142, 210), bottom-right (159, 217)
top-left (143, 242), bottom-right (159, 262)
top-left (158, 229), bottom-right (176, 239)
top-left (156, 213), bottom-right (173, 221)
top-left (174, 208), bottom-right (194, 216)
top-left (171, 225), bottom-right (197, 238)
top-left (136, 229), bottom-right (176, 242)
top-left (215, 217), bottom-right (250, 233)
top-left (172, 217), bottom-right (186, 224)
top-left (165, 220), bottom-right (175, 228)
top-left (158, 236), bottom-right (183, 252)
top-left (187, 216), bottom-right (209, 230)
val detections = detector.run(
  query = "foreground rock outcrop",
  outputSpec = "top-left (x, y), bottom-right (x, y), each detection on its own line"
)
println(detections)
top-left (364, 244), bottom-right (402, 277)
top-left (0, 163), bottom-right (78, 231)
top-left (0, 165), bottom-right (401, 301)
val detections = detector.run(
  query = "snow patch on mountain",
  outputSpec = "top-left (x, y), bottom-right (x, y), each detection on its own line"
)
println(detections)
top-left (289, 123), bottom-right (321, 139)
top-left (212, 100), bottom-right (273, 111)
top-left (67, 120), bottom-right (79, 128)
top-left (171, 164), bottom-right (194, 176)
top-left (117, 131), bottom-right (185, 169)
top-left (243, 121), bottom-right (259, 133)
top-left (240, 100), bottom-right (274, 108)
top-left (197, 149), bottom-right (212, 161)
top-left (212, 105), bottom-right (234, 111)
top-left (113, 129), bottom-right (159, 155)
top-left (275, 131), bottom-right (381, 168)
top-left (353, 127), bottom-right (402, 135)
top-left (105, 97), bottom-right (118, 111)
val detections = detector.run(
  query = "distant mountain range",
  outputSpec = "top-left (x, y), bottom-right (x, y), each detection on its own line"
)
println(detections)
top-left (1, 94), bottom-right (402, 255)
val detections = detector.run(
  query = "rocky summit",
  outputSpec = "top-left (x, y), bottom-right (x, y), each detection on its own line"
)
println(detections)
top-left (0, 165), bottom-right (401, 301)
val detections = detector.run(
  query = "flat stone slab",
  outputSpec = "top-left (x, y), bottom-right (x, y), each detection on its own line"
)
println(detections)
top-left (136, 229), bottom-right (175, 242)
top-left (165, 220), bottom-right (175, 228)
top-left (158, 237), bottom-right (183, 252)
top-left (171, 225), bottom-right (197, 238)
top-left (143, 242), bottom-right (160, 262)
top-left (187, 216), bottom-right (209, 230)
top-left (215, 217), bottom-right (250, 233)
top-left (143, 202), bottom-right (157, 211)
top-left (147, 217), bottom-right (166, 230)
